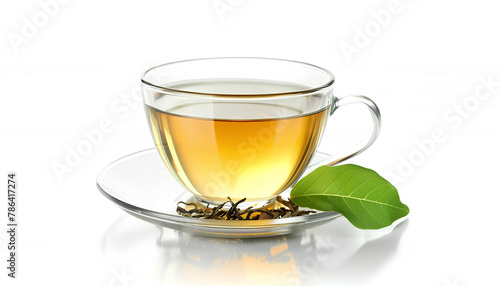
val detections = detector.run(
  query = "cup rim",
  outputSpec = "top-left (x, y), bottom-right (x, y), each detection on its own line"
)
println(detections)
top-left (141, 57), bottom-right (335, 98)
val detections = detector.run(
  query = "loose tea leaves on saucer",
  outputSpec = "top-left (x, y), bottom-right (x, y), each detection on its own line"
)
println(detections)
top-left (176, 196), bottom-right (315, 220)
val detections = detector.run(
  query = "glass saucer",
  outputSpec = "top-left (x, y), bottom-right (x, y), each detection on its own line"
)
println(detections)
top-left (96, 148), bottom-right (341, 238)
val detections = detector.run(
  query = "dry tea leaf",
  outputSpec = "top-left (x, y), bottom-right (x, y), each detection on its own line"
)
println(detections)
top-left (176, 196), bottom-right (315, 220)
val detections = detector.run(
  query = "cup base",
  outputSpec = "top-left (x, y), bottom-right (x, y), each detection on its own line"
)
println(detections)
top-left (195, 196), bottom-right (276, 210)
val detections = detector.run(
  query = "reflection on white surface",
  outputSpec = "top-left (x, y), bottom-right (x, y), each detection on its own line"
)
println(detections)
top-left (101, 215), bottom-right (408, 285)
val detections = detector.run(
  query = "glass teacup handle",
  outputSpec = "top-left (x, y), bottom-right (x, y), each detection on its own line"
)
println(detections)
top-left (312, 95), bottom-right (381, 169)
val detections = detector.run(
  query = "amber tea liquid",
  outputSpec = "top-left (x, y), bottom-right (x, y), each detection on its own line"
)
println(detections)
top-left (146, 80), bottom-right (329, 204)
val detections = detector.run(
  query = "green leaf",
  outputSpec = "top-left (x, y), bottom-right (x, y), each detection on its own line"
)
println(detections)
top-left (290, 164), bottom-right (409, 229)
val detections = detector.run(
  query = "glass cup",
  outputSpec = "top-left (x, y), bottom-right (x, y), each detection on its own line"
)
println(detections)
top-left (141, 57), bottom-right (381, 208)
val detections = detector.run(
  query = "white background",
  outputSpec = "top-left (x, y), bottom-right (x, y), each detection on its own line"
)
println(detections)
top-left (1, 0), bottom-right (499, 285)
